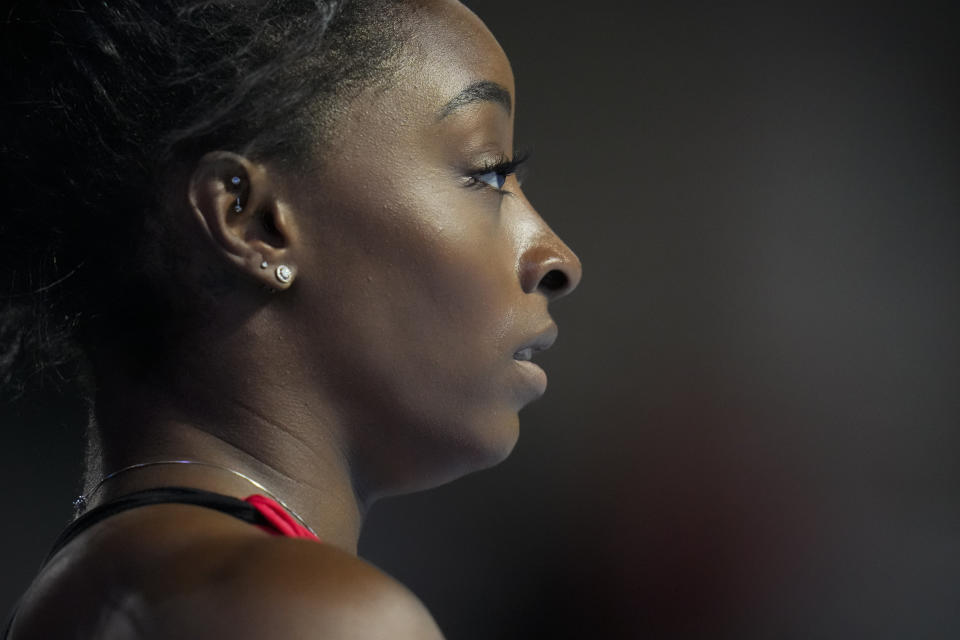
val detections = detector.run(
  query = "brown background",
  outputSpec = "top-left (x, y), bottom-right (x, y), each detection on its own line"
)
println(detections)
top-left (3, 1), bottom-right (959, 638)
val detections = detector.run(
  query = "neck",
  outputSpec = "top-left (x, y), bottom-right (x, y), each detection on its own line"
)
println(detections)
top-left (91, 380), bottom-right (367, 553)
top-left (78, 459), bottom-right (318, 533)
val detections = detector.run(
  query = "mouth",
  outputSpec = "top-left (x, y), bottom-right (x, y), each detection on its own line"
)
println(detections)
top-left (511, 324), bottom-right (556, 397)
top-left (513, 348), bottom-right (535, 361)
top-left (512, 323), bottom-right (558, 362)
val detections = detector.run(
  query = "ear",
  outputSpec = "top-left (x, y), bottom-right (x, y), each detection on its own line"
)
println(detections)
top-left (187, 151), bottom-right (298, 290)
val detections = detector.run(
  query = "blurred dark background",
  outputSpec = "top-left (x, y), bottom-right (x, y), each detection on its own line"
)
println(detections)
top-left (3, 1), bottom-right (958, 638)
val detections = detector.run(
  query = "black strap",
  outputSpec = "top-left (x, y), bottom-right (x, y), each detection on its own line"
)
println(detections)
top-left (45, 487), bottom-right (268, 562)
top-left (5, 487), bottom-right (268, 639)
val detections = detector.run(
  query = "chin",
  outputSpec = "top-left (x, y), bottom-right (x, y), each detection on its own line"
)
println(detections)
top-left (461, 409), bottom-right (521, 470)
top-left (372, 409), bottom-right (521, 499)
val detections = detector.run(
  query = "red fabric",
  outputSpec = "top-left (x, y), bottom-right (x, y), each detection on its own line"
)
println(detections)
top-left (244, 494), bottom-right (320, 541)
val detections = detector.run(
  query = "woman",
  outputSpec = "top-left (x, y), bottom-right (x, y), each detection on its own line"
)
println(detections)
top-left (2, 0), bottom-right (580, 637)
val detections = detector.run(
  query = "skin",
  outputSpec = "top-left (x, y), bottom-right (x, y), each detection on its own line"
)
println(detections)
top-left (10, 1), bottom-right (581, 638)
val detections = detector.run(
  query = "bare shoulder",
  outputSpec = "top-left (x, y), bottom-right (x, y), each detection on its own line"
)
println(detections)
top-left (160, 536), bottom-right (447, 640)
top-left (10, 505), bottom-right (444, 640)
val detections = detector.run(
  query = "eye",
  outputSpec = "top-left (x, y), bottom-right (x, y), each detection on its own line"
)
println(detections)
top-left (464, 151), bottom-right (529, 193)
top-left (474, 170), bottom-right (507, 190)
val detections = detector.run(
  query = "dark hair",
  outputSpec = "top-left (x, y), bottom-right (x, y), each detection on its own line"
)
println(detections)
top-left (1, 0), bottom-right (409, 400)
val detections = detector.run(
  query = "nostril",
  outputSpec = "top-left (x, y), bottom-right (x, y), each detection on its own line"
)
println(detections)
top-left (538, 269), bottom-right (569, 294)
top-left (519, 242), bottom-right (581, 299)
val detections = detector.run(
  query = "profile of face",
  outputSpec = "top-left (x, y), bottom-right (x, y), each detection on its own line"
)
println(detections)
top-left (273, 0), bottom-right (581, 496)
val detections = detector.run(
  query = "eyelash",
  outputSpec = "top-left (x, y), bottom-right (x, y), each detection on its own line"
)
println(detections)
top-left (464, 151), bottom-right (530, 194)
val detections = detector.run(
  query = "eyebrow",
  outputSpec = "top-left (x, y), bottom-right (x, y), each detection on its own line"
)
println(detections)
top-left (437, 80), bottom-right (513, 119)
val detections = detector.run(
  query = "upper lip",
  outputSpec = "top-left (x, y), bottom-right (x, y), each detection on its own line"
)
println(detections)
top-left (513, 323), bottom-right (559, 360)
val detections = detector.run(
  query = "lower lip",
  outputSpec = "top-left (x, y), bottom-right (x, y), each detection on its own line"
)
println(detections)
top-left (514, 359), bottom-right (548, 395)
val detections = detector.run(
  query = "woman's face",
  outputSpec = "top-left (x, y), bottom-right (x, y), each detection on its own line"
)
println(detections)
top-left (282, 0), bottom-right (581, 495)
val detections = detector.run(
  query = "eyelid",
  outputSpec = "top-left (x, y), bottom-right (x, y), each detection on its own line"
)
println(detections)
top-left (464, 150), bottom-right (530, 193)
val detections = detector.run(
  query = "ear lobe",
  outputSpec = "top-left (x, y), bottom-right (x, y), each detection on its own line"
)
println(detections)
top-left (188, 151), bottom-right (298, 290)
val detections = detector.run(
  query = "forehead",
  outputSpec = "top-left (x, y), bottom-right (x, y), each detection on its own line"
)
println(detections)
top-left (406, 0), bottom-right (514, 85)
top-left (383, 0), bottom-right (515, 124)
top-left (309, 0), bottom-right (515, 176)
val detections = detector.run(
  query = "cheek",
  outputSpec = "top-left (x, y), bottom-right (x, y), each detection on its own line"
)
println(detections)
top-left (304, 186), bottom-right (520, 405)
top-left (379, 216), bottom-right (517, 370)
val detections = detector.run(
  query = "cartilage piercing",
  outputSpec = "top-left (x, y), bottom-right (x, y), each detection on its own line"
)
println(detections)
top-left (232, 176), bottom-right (243, 212)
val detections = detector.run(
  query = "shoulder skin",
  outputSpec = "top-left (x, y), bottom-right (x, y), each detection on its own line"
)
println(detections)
top-left (10, 504), bottom-right (445, 640)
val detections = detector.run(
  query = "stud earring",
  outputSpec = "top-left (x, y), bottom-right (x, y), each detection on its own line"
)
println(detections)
top-left (275, 265), bottom-right (293, 284)
top-left (260, 260), bottom-right (269, 269)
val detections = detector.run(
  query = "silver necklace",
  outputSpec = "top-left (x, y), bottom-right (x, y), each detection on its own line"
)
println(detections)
top-left (73, 459), bottom-right (318, 537)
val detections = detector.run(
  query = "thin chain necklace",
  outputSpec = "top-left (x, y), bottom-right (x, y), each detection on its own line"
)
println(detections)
top-left (73, 459), bottom-right (318, 537)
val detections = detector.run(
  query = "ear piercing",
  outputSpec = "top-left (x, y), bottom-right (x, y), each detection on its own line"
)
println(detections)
top-left (231, 176), bottom-right (243, 212)
top-left (275, 264), bottom-right (293, 284)
top-left (260, 260), bottom-right (293, 285)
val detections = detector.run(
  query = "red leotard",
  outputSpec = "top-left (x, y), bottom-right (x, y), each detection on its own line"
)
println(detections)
top-left (244, 494), bottom-right (319, 540)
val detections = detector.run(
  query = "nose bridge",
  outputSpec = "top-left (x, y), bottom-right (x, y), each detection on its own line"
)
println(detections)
top-left (514, 197), bottom-right (582, 300)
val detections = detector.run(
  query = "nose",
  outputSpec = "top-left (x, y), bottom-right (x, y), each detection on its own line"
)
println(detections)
top-left (518, 229), bottom-right (583, 301)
